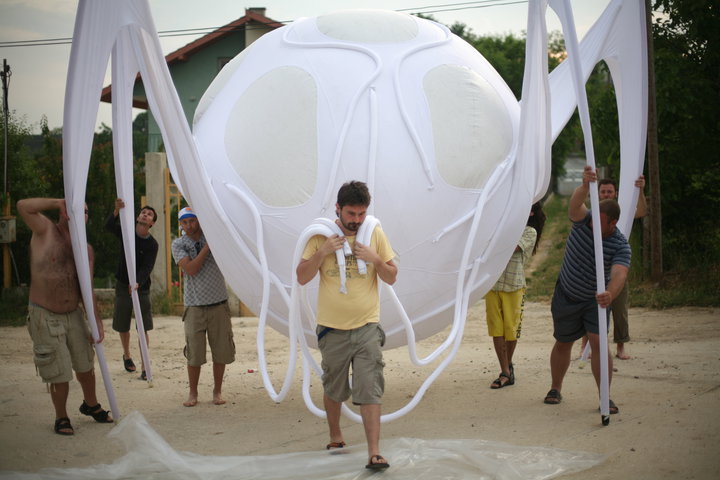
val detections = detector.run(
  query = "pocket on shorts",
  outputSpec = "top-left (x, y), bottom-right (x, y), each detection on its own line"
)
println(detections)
top-left (33, 344), bottom-right (60, 380)
top-left (377, 325), bottom-right (386, 348)
top-left (46, 317), bottom-right (66, 338)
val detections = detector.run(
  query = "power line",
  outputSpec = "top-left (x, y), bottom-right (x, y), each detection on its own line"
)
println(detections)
top-left (0, 1), bottom-right (528, 48)
top-left (407, 0), bottom-right (527, 15)
top-left (398, 0), bottom-right (525, 13)
top-left (0, 23), bottom-right (290, 48)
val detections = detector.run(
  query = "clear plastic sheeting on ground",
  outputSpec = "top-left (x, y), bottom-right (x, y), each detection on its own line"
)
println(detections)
top-left (0, 411), bottom-right (604, 480)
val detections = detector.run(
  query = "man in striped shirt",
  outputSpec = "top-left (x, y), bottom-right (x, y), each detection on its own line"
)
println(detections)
top-left (543, 166), bottom-right (631, 414)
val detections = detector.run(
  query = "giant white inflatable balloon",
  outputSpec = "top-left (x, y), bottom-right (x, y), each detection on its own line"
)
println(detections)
top-left (192, 9), bottom-right (538, 350)
top-left (61, 0), bottom-right (647, 421)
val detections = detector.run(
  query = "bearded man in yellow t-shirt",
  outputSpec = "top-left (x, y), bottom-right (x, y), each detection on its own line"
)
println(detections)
top-left (297, 181), bottom-right (397, 471)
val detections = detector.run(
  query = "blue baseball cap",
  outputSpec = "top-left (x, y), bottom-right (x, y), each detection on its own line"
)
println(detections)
top-left (178, 207), bottom-right (197, 220)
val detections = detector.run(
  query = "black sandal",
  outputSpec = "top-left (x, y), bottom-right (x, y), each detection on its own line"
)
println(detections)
top-left (598, 399), bottom-right (619, 414)
top-left (366, 454), bottom-right (390, 470)
top-left (123, 355), bottom-right (136, 372)
top-left (490, 372), bottom-right (514, 389)
top-left (544, 389), bottom-right (563, 405)
top-left (54, 417), bottom-right (74, 435)
top-left (79, 401), bottom-right (114, 423)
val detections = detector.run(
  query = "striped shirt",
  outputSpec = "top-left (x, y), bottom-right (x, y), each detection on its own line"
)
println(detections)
top-left (558, 211), bottom-right (631, 301)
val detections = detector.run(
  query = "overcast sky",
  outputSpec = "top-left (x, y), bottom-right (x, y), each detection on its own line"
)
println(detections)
top-left (0, 0), bottom-right (610, 133)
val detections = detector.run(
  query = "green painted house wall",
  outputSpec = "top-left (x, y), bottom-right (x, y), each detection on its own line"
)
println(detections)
top-left (136, 30), bottom-right (245, 152)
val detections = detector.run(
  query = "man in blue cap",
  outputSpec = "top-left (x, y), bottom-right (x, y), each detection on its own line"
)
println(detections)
top-left (172, 206), bottom-right (235, 407)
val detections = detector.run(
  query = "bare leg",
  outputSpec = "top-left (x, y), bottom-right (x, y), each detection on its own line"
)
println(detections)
top-left (491, 337), bottom-right (512, 387)
top-left (49, 382), bottom-right (72, 434)
top-left (360, 403), bottom-right (386, 465)
top-left (212, 363), bottom-right (226, 405)
top-left (119, 331), bottom-right (131, 359)
top-left (76, 369), bottom-right (113, 422)
top-left (549, 340), bottom-right (574, 392)
top-left (76, 369), bottom-right (99, 407)
top-left (184, 365), bottom-right (200, 407)
top-left (120, 331), bottom-right (136, 372)
top-left (491, 337), bottom-right (511, 374)
top-left (616, 342), bottom-right (631, 360)
top-left (506, 340), bottom-right (517, 369)
top-left (323, 394), bottom-right (344, 445)
top-left (588, 333), bottom-right (613, 391)
top-left (50, 382), bottom-right (70, 419)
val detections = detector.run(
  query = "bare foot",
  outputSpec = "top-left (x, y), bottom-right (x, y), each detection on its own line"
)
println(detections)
top-left (616, 352), bottom-right (631, 360)
top-left (213, 392), bottom-right (226, 405)
top-left (183, 394), bottom-right (198, 407)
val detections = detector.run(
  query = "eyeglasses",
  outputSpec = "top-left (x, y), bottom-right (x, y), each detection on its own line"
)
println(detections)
top-left (194, 242), bottom-right (202, 255)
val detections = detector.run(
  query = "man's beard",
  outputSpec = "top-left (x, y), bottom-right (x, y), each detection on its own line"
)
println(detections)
top-left (341, 218), bottom-right (361, 232)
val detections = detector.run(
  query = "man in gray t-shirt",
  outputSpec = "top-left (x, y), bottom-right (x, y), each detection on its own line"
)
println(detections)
top-left (171, 207), bottom-right (235, 407)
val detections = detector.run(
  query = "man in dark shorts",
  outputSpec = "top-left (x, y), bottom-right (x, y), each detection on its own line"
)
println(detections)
top-left (543, 166), bottom-right (631, 414)
top-left (105, 198), bottom-right (158, 379)
top-left (17, 197), bottom-right (113, 436)
top-left (297, 181), bottom-right (397, 470)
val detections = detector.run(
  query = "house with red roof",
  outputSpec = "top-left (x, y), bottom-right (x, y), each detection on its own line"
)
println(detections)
top-left (100, 7), bottom-right (283, 152)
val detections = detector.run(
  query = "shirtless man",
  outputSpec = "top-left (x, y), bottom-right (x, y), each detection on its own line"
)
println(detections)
top-left (17, 198), bottom-right (113, 436)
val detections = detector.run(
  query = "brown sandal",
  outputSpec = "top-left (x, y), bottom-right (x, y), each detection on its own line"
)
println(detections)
top-left (326, 441), bottom-right (346, 450)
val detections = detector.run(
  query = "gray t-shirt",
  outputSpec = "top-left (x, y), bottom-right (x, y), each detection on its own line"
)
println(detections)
top-left (171, 233), bottom-right (228, 306)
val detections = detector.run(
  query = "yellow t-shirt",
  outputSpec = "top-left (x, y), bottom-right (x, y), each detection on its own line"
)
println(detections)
top-left (302, 226), bottom-right (395, 330)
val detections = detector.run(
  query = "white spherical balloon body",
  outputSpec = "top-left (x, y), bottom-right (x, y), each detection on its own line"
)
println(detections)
top-left (193, 10), bottom-right (533, 349)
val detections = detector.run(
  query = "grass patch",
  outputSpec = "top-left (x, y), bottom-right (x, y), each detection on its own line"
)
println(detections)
top-left (631, 266), bottom-right (720, 308)
top-left (526, 194), bottom-right (568, 302)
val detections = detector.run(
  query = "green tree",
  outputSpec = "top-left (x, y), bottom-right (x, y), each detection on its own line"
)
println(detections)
top-left (454, 25), bottom-right (577, 192)
top-left (650, 0), bottom-right (720, 267)
top-left (86, 124), bottom-right (118, 285)
top-left (3, 116), bottom-right (123, 287)
top-left (1, 113), bottom-right (37, 289)
top-left (592, 1), bottom-right (719, 269)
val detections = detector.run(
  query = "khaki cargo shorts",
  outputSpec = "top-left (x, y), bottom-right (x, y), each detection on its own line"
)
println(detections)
top-left (182, 302), bottom-right (235, 367)
top-left (26, 304), bottom-right (95, 384)
top-left (317, 322), bottom-right (386, 405)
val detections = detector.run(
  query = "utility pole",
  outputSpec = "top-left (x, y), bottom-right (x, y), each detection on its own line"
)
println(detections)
top-left (1, 59), bottom-right (15, 289)
top-left (2, 59), bottom-right (9, 195)
top-left (644, 0), bottom-right (663, 283)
